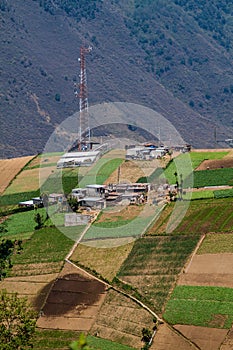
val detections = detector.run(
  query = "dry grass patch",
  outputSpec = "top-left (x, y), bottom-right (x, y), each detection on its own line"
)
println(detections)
top-left (11, 261), bottom-right (63, 277)
top-left (71, 240), bottom-right (134, 281)
top-left (0, 155), bottom-right (34, 194)
top-left (106, 160), bottom-right (144, 184)
top-left (27, 154), bottom-right (61, 168)
top-left (4, 166), bottom-right (56, 194)
top-left (197, 233), bottom-right (233, 254)
top-left (97, 205), bottom-right (144, 223)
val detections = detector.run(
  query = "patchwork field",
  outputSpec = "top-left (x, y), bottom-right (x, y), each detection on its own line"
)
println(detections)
top-left (148, 198), bottom-right (233, 235)
top-left (1, 150), bottom-right (233, 349)
top-left (0, 155), bottom-right (35, 194)
top-left (118, 235), bottom-right (200, 314)
top-left (90, 288), bottom-right (154, 349)
top-left (34, 329), bottom-right (136, 350)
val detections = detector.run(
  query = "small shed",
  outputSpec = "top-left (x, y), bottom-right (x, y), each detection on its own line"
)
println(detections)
top-left (86, 184), bottom-right (106, 197)
top-left (18, 200), bottom-right (34, 208)
top-left (48, 193), bottom-right (65, 204)
top-left (78, 196), bottom-right (106, 210)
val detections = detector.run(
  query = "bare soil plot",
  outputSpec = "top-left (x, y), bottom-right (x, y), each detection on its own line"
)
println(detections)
top-left (196, 158), bottom-right (233, 171)
top-left (37, 263), bottom-right (107, 331)
top-left (4, 166), bottom-right (56, 194)
top-left (178, 253), bottom-right (233, 288)
top-left (150, 324), bottom-right (194, 350)
top-left (91, 289), bottom-right (154, 349)
top-left (221, 328), bottom-right (233, 350)
top-left (71, 239), bottom-right (134, 281)
top-left (0, 155), bottom-right (34, 194)
top-left (174, 325), bottom-right (228, 350)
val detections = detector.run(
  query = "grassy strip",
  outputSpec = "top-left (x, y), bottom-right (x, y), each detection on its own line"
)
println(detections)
top-left (0, 190), bottom-right (40, 206)
top-left (183, 190), bottom-right (214, 200)
top-left (96, 158), bottom-right (124, 184)
top-left (84, 214), bottom-right (155, 240)
top-left (33, 329), bottom-right (135, 349)
top-left (118, 235), bottom-right (200, 313)
top-left (163, 285), bottom-right (233, 328)
top-left (197, 233), bottom-right (233, 254)
top-left (79, 158), bottom-right (124, 187)
top-left (12, 227), bottom-right (74, 264)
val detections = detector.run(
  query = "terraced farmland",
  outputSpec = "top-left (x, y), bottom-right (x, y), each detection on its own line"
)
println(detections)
top-left (118, 235), bottom-right (200, 314)
top-left (148, 198), bottom-right (233, 235)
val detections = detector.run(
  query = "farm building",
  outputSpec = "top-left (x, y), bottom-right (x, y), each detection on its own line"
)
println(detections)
top-left (126, 145), bottom-right (167, 160)
top-left (57, 143), bottom-right (108, 168)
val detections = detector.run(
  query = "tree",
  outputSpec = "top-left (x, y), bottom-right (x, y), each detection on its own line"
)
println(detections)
top-left (34, 212), bottom-right (44, 230)
top-left (69, 333), bottom-right (93, 350)
top-left (141, 327), bottom-right (152, 349)
top-left (0, 239), bottom-right (22, 280)
top-left (0, 289), bottom-right (37, 350)
top-left (67, 195), bottom-right (79, 212)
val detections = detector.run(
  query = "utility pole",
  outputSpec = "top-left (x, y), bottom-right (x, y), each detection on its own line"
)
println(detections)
top-left (74, 46), bottom-right (92, 150)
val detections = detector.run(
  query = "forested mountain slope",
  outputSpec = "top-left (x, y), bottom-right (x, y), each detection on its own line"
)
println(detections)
top-left (0, 0), bottom-right (232, 157)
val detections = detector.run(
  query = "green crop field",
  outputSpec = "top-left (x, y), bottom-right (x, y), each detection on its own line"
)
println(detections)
top-left (83, 211), bottom-right (159, 241)
top-left (214, 188), bottom-right (233, 198)
top-left (191, 168), bottom-right (233, 188)
top-left (33, 330), bottom-right (135, 350)
top-left (163, 285), bottom-right (233, 328)
top-left (118, 234), bottom-right (200, 313)
top-left (162, 151), bottom-right (228, 185)
top-left (0, 208), bottom-right (45, 239)
top-left (183, 189), bottom-right (214, 200)
top-left (79, 158), bottom-right (124, 187)
top-left (0, 190), bottom-right (40, 206)
top-left (149, 198), bottom-right (233, 235)
top-left (12, 227), bottom-right (74, 264)
top-left (197, 233), bottom-right (233, 254)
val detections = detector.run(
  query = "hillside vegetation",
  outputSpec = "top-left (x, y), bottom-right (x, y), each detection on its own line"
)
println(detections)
top-left (1, 0), bottom-right (233, 157)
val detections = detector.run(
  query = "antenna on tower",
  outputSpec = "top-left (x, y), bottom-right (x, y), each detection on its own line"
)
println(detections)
top-left (74, 46), bottom-right (92, 151)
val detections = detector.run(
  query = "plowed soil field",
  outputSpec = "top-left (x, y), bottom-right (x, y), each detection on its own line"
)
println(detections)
top-left (37, 263), bottom-right (107, 331)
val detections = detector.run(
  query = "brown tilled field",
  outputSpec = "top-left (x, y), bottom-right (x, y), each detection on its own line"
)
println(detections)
top-left (37, 263), bottom-right (107, 331)
top-left (0, 155), bottom-right (35, 194)
top-left (174, 325), bottom-right (228, 350)
top-left (178, 253), bottom-right (233, 288)
top-left (196, 158), bottom-right (233, 171)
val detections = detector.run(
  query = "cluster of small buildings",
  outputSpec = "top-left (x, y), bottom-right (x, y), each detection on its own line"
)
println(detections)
top-left (71, 182), bottom-right (150, 210)
top-left (125, 144), bottom-right (168, 160)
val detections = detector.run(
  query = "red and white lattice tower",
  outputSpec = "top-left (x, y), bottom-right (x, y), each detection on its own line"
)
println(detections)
top-left (75, 46), bottom-right (92, 150)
